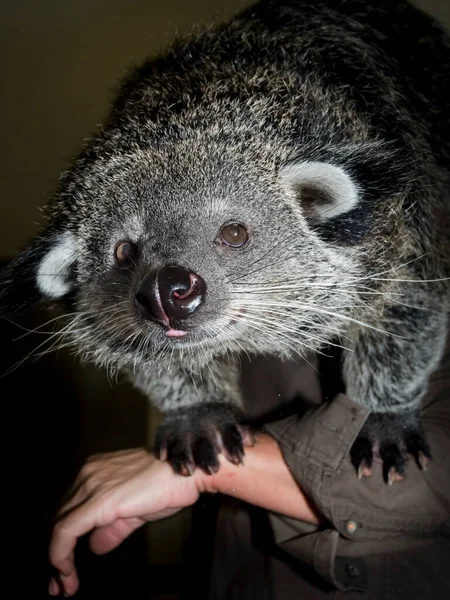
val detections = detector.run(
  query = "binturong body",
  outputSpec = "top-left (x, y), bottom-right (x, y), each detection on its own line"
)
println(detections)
top-left (1, 0), bottom-right (449, 483)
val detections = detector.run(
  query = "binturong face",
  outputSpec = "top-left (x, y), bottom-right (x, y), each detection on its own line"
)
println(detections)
top-left (2, 127), bottom-right (390, 376)
top-left (1, 36), bottom-right (405, 376)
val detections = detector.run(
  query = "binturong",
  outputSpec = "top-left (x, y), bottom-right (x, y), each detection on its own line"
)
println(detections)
top-left (1, 0), bottom-right (449, 484)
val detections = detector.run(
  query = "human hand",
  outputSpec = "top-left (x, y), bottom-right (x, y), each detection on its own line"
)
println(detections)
top-left (48, 434), bottom-right (320, 596)
top-left (48, 448), bottom-right (207, 597)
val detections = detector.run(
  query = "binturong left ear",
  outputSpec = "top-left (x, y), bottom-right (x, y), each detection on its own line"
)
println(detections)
top-left (280, 141), bottom-right (410, 245)
top-left (0, 229), bottom-right (78, 316)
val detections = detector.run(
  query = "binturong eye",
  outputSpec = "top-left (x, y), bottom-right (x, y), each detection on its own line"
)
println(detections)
top-left (114, 240), bottom-right (138, 267)
top-left (217, 223), bottom-right (249, 248)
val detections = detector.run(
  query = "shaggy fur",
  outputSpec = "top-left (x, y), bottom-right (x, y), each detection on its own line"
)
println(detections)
top-left (1, 0), bottom-right (449, 481)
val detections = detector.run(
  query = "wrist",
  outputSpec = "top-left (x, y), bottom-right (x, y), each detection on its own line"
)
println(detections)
top-left (192, 433), bottom-right (322, 524)
top-left (192, 455), bottom-right (232, 495)
top-left (195, 432), bottom-right (271, 496)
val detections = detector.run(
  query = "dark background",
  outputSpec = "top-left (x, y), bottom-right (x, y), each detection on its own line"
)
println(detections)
top-left (1, 1), bottom-right (449, 598)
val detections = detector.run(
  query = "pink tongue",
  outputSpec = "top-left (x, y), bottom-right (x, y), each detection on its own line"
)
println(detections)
top-left (166, 328), bottom-right (187, 338)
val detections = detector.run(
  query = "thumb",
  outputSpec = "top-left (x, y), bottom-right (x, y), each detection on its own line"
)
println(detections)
top-left (89, 516), bottom-right (145, 554)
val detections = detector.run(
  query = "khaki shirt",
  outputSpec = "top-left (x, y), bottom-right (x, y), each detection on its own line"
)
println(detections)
top-left (207, 340), bottom-right (450, 598)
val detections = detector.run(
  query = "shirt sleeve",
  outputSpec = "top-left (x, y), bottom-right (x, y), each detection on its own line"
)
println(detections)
top-left (264, 352), bottom-right (450, 591)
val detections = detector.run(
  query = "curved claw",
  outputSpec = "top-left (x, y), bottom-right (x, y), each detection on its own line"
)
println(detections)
top-left (350, 412), bottom-right (431, 484)
top-left (154, 404), bottom-right (250, 476)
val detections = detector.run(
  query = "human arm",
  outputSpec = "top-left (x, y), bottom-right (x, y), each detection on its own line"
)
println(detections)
top-left (49, 340), bottom-right (450, 597)
top-left (262, 380), bottom-right (450, 591)
top-left (48, 435), bottom-right (320, 597)
top-left (210, 432), bottom-right (321, 522)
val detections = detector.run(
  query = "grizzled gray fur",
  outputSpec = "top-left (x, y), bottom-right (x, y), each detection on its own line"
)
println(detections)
top-left (1, 0), bottom-right (449, 482)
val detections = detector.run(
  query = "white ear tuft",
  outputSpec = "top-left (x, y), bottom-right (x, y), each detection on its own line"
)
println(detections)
top-left (36, 232), bottom-right (77, 298)
top-left (280, 161), bottom-right (360, 220)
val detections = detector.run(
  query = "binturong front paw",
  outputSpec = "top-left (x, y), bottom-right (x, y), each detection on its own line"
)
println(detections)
top-left (350, 411), bottom-right (431, 485)
top-left (154, 404), bottom-right (254, 476)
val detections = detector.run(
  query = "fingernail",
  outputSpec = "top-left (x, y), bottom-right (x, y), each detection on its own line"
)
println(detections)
top-left (48, 577), bottom-right (59, 596)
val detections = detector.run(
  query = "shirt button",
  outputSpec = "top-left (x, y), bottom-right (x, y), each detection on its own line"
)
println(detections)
top-left (346, 520), bottom-right (358, 534)
top-left (345, 563), bottom-right (361, 577)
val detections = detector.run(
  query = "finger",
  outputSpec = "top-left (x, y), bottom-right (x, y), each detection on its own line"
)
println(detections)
top-left (89, 516), bottom-right (145, 554)
top-left (48, 577), bottom-right (60, 596)
top-left (58, 569), bottom-right (80, 598)
top-left (49, 496), bottom-right (114, 575)
top-left (59, 469), bottom-right (97, 515)
top-left (62, 451), bottom-right (111, 501)
top-left (58, 485), bottom-right (93, 520)
top-left (60, 450), bottom-right (148, 515)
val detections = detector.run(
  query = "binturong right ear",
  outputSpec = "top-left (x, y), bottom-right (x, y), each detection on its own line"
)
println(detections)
top-left (279, 141), bottom-right (410, 246)
top-left (0, 230), bottom-right (78, 316)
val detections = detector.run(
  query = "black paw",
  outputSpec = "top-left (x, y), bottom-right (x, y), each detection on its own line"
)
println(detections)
top-left (154, 404), bottom-right (253, 476)
top-left (350, 412), bottom-right (431, 485)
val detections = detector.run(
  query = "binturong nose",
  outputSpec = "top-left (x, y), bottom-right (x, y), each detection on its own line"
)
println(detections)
top-left (134, 265), bottom-right (206, 326)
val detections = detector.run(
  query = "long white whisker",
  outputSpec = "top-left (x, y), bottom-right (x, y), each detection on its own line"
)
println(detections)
top-left (226, 310), bottom-right (318, 356)
top-left (236, 299), bottom-right (403, 338)
top-left (234, 305), bottom-right (354, 352)
top-left (226, 311), bottom-right (322, 372)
